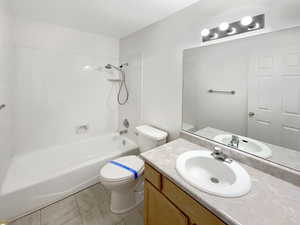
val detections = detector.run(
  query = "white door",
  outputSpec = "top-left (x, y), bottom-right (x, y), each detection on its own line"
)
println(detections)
top-left (248, 46), bottom-right (300, 151)
top-left (277, 47), bottom-right (300, 150)
top-left (248, 50), bottom-right (281, 145)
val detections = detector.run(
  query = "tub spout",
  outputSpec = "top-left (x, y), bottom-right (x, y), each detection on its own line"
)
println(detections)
top-left (119, 129), bottom-right (128, 135)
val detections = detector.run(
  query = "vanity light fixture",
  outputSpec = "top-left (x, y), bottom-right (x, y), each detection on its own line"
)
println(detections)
top-left (227, 27), bottom-right (237, 35)
top-left (210, 33), bottom-right (219, 39)
top-left (201, 28), bottom-right (210, 37)
top-left (201, 14), bottom-right (265, 42)
top-left (241, 16), bottom-right (253, 26)
top-left (248, 22), bottom-right (260, 30)
top-left (219, 22), bottom-right (237, 35)
top-left (219, 22), bottom-right (230, 31)
top-left (241, 16), bottom-right (260, 30)
top-left (201, 28), bottom-right (219, 39)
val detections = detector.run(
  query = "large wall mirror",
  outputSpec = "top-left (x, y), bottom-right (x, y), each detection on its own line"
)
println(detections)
top-left (182, 26), bottom-right (300, 171)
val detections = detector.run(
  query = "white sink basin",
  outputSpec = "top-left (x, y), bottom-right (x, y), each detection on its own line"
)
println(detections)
top-left (176, 150), bottom-right (251, 198)
top-left (214, 134), bottom-right (272, 159)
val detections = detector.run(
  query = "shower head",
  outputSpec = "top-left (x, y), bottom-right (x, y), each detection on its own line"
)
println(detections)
top-left (105, 63), bottom-right (128, 72)
top-left (105, 63), bottom-right (129, 105)
top-left (105, 64), bottom-right (123, 72)
top-left (105, 64), bottom-right (112, 69)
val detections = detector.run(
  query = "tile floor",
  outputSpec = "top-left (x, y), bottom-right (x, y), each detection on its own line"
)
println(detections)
top-left (9, 183), bottom-right (144, 225)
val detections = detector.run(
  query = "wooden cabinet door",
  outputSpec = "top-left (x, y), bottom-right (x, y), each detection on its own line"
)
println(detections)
top-left (162, 177), bottom-right (226, 225)
top-left (144, 180), bottom-right (188, 225)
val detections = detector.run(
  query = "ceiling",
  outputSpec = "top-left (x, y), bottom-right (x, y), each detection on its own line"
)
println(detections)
top-left (10, 0), bottom-right (200, 38)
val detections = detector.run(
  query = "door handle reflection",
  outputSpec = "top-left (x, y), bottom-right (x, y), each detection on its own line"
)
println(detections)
top-left (248, 112), bottom-right (255, 117)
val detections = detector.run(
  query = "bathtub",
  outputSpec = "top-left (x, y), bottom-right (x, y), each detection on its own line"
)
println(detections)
top-left (0, 133), bottom-right (138, 221)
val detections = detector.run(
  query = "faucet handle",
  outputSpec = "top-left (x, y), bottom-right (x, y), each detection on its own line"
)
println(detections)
top-left (212, 146), bottom-right (233, 164)
top-left (214, 146), bottom-right (222, 151)
top-left (213, 146), bottom-right (222, 154)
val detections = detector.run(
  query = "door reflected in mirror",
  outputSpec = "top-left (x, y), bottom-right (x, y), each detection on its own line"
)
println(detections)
top-left (182, 26), bottom-right (300, 171)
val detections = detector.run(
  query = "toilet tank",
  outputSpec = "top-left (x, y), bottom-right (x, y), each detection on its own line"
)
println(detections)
top-left (136, 125), bottom-right (168, 153)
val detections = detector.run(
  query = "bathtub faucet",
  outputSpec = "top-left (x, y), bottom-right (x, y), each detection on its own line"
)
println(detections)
top-left (119, 129), bottom-right (128, 135)
top-left (229, 135), bottom-right (240, 148)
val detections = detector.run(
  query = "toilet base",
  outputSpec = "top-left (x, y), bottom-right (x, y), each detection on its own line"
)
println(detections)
top-left (111, 189), bottom-right (144, 214)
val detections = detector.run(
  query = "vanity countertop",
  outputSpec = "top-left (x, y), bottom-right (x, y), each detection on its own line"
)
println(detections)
top-left (140, 138), bottom-right (300, 225)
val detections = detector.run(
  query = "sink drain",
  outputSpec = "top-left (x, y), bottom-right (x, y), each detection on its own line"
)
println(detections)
top-left (210, 177), bottom-right (220, 184)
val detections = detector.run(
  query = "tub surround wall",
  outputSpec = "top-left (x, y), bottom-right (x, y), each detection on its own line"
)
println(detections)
top-left (11, 18), bottom-right (120, 155)
top-left (120, 0), bottom-right (300, 140)
top-left (0, 15), bottom-right (122, 219)
top-left (119, 53), bottom-right (142, 142)
top-left (1, 8), bottom-right (121, 222)
top-left (0, 0), bottom-right (15, 185)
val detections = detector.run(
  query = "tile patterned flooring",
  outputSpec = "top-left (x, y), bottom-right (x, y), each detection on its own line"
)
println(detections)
top-left (9, 183), bottom-right (144, 225)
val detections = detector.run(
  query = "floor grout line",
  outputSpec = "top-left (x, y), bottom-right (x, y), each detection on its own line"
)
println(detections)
top-left (39, 210), bottom-right (42, 225)
top-left (74, 195), bottom-right (85, 225)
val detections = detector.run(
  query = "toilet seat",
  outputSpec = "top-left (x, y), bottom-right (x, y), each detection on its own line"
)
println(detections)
top-left (100, 155), bottom-right (144, 182)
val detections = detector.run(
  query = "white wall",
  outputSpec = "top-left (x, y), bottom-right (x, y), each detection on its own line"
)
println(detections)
top-left (120, 0), bottom-right (300, 140)
top-left (0, 0), bottom-right (14, 183)
top-left (11, 18), bottom-right (120, 155)
top-left (183, 41), bottom-right (249, 135)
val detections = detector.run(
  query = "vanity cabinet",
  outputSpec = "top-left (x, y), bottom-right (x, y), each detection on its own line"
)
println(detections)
top-left (144, 163), bottom-right (226, 225)
top-left (144, 180), bottom-right (188, 225)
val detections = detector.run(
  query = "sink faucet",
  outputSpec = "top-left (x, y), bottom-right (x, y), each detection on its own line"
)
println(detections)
top-left (211, 147), bottom-right (232, 163)
top-left (229, 135), bottom-right (240, 148)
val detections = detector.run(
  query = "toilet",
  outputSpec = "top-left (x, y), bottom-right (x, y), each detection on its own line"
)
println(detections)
top-left (99, 125), bottom-right (168, 214)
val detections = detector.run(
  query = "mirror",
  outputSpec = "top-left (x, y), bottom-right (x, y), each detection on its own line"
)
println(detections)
top-left (182, 26), bottom-right (300, 171)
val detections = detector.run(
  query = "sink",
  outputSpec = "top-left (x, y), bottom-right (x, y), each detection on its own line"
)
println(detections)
top-left (176, 150), bottom-right (251, 198)
top-left (214, 134), bottom-right (272, 159)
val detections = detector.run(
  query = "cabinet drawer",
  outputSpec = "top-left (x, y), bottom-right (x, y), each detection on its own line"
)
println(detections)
top-left (162, 177), bottom-right (226, 225)
top-left (144, 180), bottom-right (188, 225)
top-left (144, 163), bottom-right (162, 190)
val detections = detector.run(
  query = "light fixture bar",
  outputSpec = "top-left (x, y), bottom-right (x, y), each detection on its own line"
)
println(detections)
top-left (201, 14), bottom-right (265, 42)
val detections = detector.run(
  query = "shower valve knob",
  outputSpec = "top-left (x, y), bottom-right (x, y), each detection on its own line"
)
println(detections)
top-left (123, 119), bottom-right (130, 128)
top-left (0, 104), bottom-right (6, 110)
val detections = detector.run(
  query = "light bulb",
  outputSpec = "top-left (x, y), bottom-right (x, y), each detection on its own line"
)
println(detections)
top-left (201, 28), bottom-right (210, 37)
top-left (219, 22), bottom-right (230, 31)
top-left (241, 16), bottom-right (253, 26)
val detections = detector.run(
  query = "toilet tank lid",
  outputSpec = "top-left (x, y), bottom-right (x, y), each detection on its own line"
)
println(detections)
top-left (136, 125), bottom-right (168, 141)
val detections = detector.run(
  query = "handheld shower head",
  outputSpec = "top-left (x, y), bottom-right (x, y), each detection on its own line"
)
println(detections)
top-left (105, 64), bottom-right (112, 69)
top-left (105, 64), bottom-right (122, 72)
top-left (105, 62), bottom-right (129, 105)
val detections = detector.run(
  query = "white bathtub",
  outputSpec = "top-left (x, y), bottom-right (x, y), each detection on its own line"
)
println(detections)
top-left (0, 134), bottom-right (138, 221)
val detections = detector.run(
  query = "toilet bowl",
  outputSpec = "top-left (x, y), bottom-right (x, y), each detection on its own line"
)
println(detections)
top-left (99, 155), bottom-right (144, 214)
top-left (100, 125), bottom-right (168, 214)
